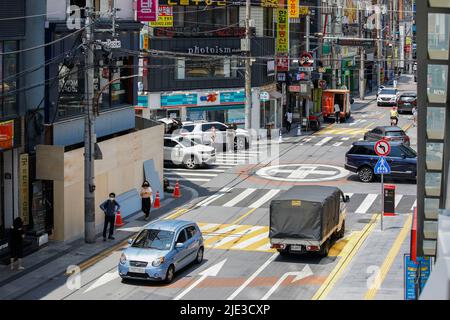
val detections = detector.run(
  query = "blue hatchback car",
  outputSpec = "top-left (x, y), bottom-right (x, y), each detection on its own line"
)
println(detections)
top-left (118, 220), bottom-right (204, 283)
top-left (345, 141), bottom-right (417, 182)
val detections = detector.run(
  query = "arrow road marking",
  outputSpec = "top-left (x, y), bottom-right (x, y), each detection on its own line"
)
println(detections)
top-left (84, 271), bottom-right (120, 293)
top-left (227, 252), bottom-right (278, 300)
top-left (173, 259), bottom-right (227, 300)
top-left (261, 265), bottom-right (313, 300)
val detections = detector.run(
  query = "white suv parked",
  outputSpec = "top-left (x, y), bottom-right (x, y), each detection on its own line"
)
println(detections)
top-left (164, 136), bottom-right (216, 169)
top-left (178, 121), bottom-right (251, 150)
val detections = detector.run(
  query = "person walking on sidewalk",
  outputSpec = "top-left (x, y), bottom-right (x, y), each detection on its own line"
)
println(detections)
top-left (140, 181), bottom-right (153, 221)
top-left (285, 110), bottom-right (293, 132)
top-left (100, 192), bottom-right (121, 241)
top-left (334, 103), bottom-right (341, 124)
top-left (412, 105), bottom-right (417, 127)
top-left (9, 217), bottom-right (25, 271)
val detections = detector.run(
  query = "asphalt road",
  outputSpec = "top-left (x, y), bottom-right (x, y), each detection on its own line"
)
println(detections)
top-left (19, 80), bottom-right (417, 300)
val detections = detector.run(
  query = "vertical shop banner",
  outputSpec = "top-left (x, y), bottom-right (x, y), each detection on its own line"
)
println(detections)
top-left (149, 5), bottom-right (173, 27)
top-left (276, 9), bottom-right (289, 54)
top-left (0, 120), bottom-right (14, 150)
top-left (137, 0), bottom-right (158, 22)
top-left (19, 154), bottom-right (29, 225)
top-left (288, 0), bottom-right (299, 18)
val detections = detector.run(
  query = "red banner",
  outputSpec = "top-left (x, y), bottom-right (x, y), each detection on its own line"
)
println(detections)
top-left (0, 120), bottom-right (14, 150)
top-left (137, 0), bottom-right (158, 22)
top-left (276, 55), bottom-right (289, 72)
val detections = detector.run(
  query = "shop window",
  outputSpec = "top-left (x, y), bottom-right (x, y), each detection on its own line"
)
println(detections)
top-left (429, 0), bottom-right (450, 8)
top-left (426, 143), bottom-right (444, 170)
top-left (176, 57), bottom-right (238, 80)
top-left (425, 172), bottom-right (442, 197)
top-left (428, 14), bottom-right (450, 60)
top-left (0, 41), bottom-right (18, 117)
top-left (263, 7), bottom-right (274, 37)
top-left (58, 60), bottom-right (85, 118)
top-left (426, 107), bottom-right (445, 139)
top-left (424, 198), bottom-right (440, 220)
top-left (172, 5), bottom-right (240, 29)
top-left (427, 64), bottom-right (448, 103)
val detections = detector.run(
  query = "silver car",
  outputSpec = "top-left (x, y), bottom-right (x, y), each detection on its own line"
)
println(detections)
top-left (164, 136), bottom-right (216, 169)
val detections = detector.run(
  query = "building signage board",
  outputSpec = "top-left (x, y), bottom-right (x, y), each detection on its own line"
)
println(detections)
top-left (299, 6), bottom-right (309, 16)
top-left (267, 60), bottom-right (275, 76)
top-left (260, 91), bottom-right (270, 101)
top-left (150, 5), bottom-right (173, 27)
top-left (288, 0), bottom-right (299, 18)
top-left (158, 0), bottom-right (277, 6)
top-left (161, 93), bottom-right (197, 107)
top-left (276, 55), bottom-right (289, 72)
top-left (137, 0), bottom-right (158, 22)
top-left (198, 92), bottom-right (220, 106)
top-left (276, 9), bottom-right (289, 54)
top-left (0, 120), bottom-right (14, 151)
top-left (19, 154), bottom-right (29, 225)
top-left (220, 91), bottom-right (245, 103)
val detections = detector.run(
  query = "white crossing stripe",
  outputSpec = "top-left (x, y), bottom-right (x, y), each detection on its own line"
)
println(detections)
top-left (248, 189), bottom-right (280, 208)
top-left (332, 142), bottom-right (343, 147)
top-left (196, 187), bottom-right (232, 207)
top-left (411, 200), bottom-right (417, 211)
top-left (231, 230), bottom-right (269, 250)
top-left (355, 194), bottom-right (378, 213)
top-left (208, 226), bottom-right (256, 248)
top-left (198, 223), bottom-right (219, 232)
top-left (341, 137), bottom-right (350, 141)
top-left (222, 188), bottom-right (256, 207)
top-left (164, 168), bottom-right (225, 173)
top-left (203, 224), bottom-right (241, 237)
top-left (315, 137), bottom-right (333, 146)
top-left (167, 177), bottom-right (210, 182)
top-left (165, 172), bottom-right (218, 177)
top-left (395, 194), bottom-right (403, 208)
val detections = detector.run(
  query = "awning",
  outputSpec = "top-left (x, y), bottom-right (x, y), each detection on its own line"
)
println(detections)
top-left (269, 91), bottom-right (283, 99)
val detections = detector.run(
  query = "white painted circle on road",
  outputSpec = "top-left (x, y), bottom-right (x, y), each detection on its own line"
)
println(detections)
top-left (256, 164), bottom-right (350, 182)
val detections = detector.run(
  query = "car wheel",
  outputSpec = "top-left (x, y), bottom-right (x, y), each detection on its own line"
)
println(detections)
top-left (319, 239), bottom-right (330, 257)
top-left (358, 166), bottom-right (374, 183)
top-left (165, 265), bottom-right (175, 284)
top-left (184, 156), bottom-right (198, 170)
top-left (195, 247), bottom-right (204, 264)
top-left (336, 220), bottom-right (345, 239)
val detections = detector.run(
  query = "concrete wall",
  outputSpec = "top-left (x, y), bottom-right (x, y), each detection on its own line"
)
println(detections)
top-left (36, 125), bottom-right (164, 241)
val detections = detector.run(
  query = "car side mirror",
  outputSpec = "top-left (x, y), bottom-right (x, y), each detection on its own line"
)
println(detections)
top-left (176, 242), bottom-right (185, 249)
top-left (345, 195), bottom-right (350, 202)
top-left (128, 239), bottom-right (133, 245)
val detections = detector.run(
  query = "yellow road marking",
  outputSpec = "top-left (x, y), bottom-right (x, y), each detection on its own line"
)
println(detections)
top-left (311, 214), bottom-right (380, 300)
top-left (231, 207), bottom-right (258, 225)
top-left (216, 227), bottom-right (268, 250)
top-left (203, 225), bottom-right (251, 247)
top-left (364, 214), bottom-right (412, 300)
top-left (328, 232), bottom-right (358, 257)
top-left (402, 123), bottom-right (413, 132)
top-left (164, 208), bottom-right (189, 220)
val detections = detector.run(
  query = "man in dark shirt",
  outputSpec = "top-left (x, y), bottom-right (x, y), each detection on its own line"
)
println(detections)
top-left (100, 192), bottom-right (121, 241)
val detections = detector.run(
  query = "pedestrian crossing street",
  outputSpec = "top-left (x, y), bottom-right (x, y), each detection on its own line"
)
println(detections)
top-left (283, 135), bottom-right (363, 146)
top-left (198, 222), bottom-right (358, 256)
top-left (196, 188), bottom-right (417, 214)
top-left (165, 147), bottom-right (274, 184)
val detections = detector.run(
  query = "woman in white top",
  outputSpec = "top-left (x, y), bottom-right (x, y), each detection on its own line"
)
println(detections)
top-left (140, 181), bottom-right (152, 220)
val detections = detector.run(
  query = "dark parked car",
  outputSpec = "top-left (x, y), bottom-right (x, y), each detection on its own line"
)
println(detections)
top-left (345, 141), bottom-right (417, 183)
top-left (363, 126), bottom-right (410, 146)
top-left (397, 92), bottom-right (417, 114)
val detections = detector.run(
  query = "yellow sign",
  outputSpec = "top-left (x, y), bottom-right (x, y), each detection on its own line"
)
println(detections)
top-left (142, 34), bottom-right (149, 49)
top-left (288, 0), bottom-right (299, 18)
top-left (406, 37), bottom-right (412, 45)
top-left (150, 5), bottom-right (174, 27)
top-left (291, 200), bottom-right (302, 207)
top-left (299, 6), bottom-right (309, 16)
top-left (19, 154), bottom-right (29, 225)
top-left (276, 9), bottom-right (289, 54)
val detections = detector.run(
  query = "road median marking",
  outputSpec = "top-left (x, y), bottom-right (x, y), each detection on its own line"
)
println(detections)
top-left (311, 213), bottom-right (380, 300)
top-left (231, 207), bottom-right (258, 225)
top-left (364, 214), bottom-right (412, 300)
top-left (402, 122), bottom-right (413, 132)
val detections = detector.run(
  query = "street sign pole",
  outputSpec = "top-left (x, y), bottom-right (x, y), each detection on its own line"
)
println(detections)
top-left (381, 173), bottom-right (384, 231)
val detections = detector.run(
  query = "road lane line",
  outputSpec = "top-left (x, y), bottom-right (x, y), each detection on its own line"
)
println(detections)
top-left (355, 194), bottom-right (378, 213)
top-left (243, 232), bottom-right (271, 251)
top-left (197, 187), bottom-right (233, 207)
top-left (208, 226), bottom-right (256, 248)
top-left (410, 200), bottom-right (417, 211)
top-left (223, 188), bottom-right (256, 207)
top-left (164, 208), bottom-right (189, 220)
top-left (332, 142), bottom-right (343, 147)
top-left (203, 225), bottom-right (250, 247)
top-left (311, 213), bottom-right (380, 300)
top-left (231, 208), bottom-right (258, 225)
top-left (315, 137), bottom-right (333, 146)
top-left (395, 194), bottom-right (403, 209)
top-left (341, 137), bottom-right (350, 141)
top-left (198, 223), bottom-right (220, 233)
top-left (167, 177), bottom-right (211, 182)
top-left (248, 189), bottom-right (280, 208)
top-left (227, 252), bottom-right (279, 300)
top-left (165, 172), bottom-right (218, 177)
top-left (231, 229), bottom-right (269, 250)
top-left (364, 214), bottom-right (413, 300)
top-left (164, 168), bottom-right (225, 173)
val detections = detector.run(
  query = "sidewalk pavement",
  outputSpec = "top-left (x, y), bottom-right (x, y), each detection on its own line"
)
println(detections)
top-left (0, 186), bottom-right (195, 299)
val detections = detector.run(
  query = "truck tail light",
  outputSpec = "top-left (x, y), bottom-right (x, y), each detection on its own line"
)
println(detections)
top-left (271, 243), bottom-right (286, 249)
top-left (306, 246), bottom-right (320, 251)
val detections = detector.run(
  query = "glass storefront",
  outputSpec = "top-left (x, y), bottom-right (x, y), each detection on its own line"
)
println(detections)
top-left (0, 41), bottom-right (18, 117)
top-left (186, 106), bottom-right (245, 127)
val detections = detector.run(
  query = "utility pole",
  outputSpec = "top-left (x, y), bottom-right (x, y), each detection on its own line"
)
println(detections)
top-left (376, 0), bottom-right (382, 89)
top-left (84, 0), bottom-right (96, 243)
top-left (331, 1), bottom-right (337, 89)
top-left (244, 0), bottom-right (252, 130)
top-left (359, 2), bottom-right (365, 100)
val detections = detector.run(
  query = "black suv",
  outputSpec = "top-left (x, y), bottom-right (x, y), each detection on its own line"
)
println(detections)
top-left (345, 141), bottom-right (417, 182)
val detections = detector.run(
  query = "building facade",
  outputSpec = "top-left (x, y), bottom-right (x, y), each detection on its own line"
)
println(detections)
top-left (416, 0), bottom-right (448, 257)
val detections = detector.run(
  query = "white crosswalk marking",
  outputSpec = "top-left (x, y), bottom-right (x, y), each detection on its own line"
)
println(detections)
top-left (355, 194), bottom-right (378, 213)
top-left (196, 187), bottom-right (232, 207)
top-left (208, 226), bottom-right (255, 248)
top-left (333, 142), bottom-right (343, 147)
top-left (249, 189), bottom-right (280, 208)
top-left (341, 137), bottom-right (350, 141)
top-left (223, 188), bottom-right (256, 207)
top-left (315, 137), bottom-right (333, 146)
top-left (411, 200), bottom-right (417, 211)
top-left (395, 194), bottom-right (403, 208)
top-left (232, 230), bottom-right (269, 250)
top-left (167, 177), bottom-right (210, 182)
top-left (165, 172), bottom-right (218, 177)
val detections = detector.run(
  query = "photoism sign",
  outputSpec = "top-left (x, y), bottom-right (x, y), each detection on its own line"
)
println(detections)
top-left (404, 255), bottom-right (432, 300)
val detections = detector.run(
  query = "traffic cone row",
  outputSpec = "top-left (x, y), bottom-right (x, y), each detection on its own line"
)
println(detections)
top-left (153, 191), bottom-right (160, 209)
top-left (115, 210), bottom-right (124, 227)
top-left (173, 180), bottom-right (181, 198)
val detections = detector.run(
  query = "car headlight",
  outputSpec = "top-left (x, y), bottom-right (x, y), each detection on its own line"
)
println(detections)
top-left (120, 253), bottom-right (127, 265)
top-left (152, 257), bottom-right (165, 267)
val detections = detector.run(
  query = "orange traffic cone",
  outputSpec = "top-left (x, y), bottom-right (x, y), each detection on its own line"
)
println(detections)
top-left (153, 191), bottom-right (161, 209)
top-left (173, 180), bottom-right (181, 198)
top-left (115, 210), bottom-right (124, 227)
